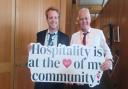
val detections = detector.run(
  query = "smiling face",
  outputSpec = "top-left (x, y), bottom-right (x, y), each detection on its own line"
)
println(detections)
top-left (78, 8), bottom-right (91, 32)
top-left (46, 10), bottom-right (59, 32)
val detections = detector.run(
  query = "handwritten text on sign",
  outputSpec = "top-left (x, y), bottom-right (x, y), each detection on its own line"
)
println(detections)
top-left (28, 43), bottom-right (105, 87)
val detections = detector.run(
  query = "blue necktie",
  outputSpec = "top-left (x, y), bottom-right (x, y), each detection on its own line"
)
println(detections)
top-left (48, 33), bottom-right (55, 46)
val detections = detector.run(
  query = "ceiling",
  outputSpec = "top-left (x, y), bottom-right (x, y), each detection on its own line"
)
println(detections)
top-left (79, 0), bottom-right (109, 20)
top-left (80, 0), bottom-right (108, 6)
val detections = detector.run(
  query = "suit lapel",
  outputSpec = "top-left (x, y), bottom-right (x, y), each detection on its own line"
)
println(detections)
top-left (57, 31), bottom-right (60, 45)
top-left (57, 31), bottom-right (62, 46)
top-left (41, 30), bottom-right (48, 45)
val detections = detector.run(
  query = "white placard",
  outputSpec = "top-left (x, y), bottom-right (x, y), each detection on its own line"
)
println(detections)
top-left (28, 43), bottom-right (105, 87)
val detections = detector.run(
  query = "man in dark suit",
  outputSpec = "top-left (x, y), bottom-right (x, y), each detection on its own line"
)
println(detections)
top-left (37, 29), bottom-right (69, 46)
top-left (34, 7), bottom-right (69, 89)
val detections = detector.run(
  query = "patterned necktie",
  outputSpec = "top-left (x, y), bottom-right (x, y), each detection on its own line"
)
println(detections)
top-left (48, 33), bottom-right (55, 46)
top-left (83, 32), bottom-right (88, 45)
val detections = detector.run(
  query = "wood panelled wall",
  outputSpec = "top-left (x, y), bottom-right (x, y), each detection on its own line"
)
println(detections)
top-left (0, 0), bottom-right (14, 89)
top-left (94, 0), bottom-right (128, 89)
top-left (15, 0), bottom-right (38, 88)
top-left (0, 0), bottom-right (73, 89)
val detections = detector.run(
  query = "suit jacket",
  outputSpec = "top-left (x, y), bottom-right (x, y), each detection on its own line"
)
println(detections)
top-left (35, 29), bottom-right (70, 89)
top-left (37, 29), bottom-right (69, 46)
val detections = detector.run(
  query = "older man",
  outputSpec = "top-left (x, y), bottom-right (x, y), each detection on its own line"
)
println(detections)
top-left (70, 8), bottom-right (113, 89)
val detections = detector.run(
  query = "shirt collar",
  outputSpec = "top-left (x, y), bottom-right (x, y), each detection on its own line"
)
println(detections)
top-left (82, 28), bottom-right (91, 33)
top-left (47, 29), bottom-right (58, 35)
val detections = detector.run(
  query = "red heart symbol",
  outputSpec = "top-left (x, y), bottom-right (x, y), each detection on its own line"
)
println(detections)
top-left (63, 59), bottom-right (72, 68)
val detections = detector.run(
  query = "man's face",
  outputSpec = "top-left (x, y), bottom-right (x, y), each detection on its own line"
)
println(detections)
top-left (78, 11), bottom-right (91, 31)
top-left (47, 10), bottom-right (59, 31)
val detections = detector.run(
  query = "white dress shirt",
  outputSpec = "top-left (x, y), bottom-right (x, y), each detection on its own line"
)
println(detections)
top-left (70, 28), bottom-right (113, 60)
top-left (44, 29), bottom-right (58, 46)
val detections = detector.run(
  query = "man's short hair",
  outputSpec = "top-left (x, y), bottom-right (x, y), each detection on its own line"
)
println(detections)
top-left (77, 8), bottom-right (91, 20)
top-left (45, 7), bottom-right (59, 19)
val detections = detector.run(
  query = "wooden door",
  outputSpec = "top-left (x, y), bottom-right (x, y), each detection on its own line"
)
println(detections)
top-left (0, 0), bottom-right (14, 89)
top-left (14, 0), bottom-right (39, 89)
top-left (14, 0), bottom-right (61, 89)
top-left (0, 0), bottom-right (71, 89)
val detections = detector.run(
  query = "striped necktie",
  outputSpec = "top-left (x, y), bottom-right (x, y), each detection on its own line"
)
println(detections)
top-left (48, 33), bottom-right (55, 46)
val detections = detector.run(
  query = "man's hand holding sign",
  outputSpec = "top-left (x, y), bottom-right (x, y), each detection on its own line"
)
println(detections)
top-left (28, 43), bottom-right (109, 87)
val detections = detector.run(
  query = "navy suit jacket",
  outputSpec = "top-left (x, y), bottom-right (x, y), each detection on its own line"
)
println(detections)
top-left (35, 29), bottom-right (70, 89)
top-left (37, 29), bottom-right (69, 46)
